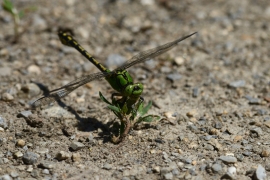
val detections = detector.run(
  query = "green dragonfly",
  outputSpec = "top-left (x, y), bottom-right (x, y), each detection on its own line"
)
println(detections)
top-left (32, 31), bottom-right (196, 108)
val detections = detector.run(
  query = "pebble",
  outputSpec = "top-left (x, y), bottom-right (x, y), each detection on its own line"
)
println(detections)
top-left (27, 64), bottom-right (41, 74)
top-left (228, 80), bottom-right (245, 88)
top-left (245, 95), bottom-right (261, 105)
top-left (213, 121), bottom-right (223, 129)
top-left (250, 127), bottom-right (263, 137)
top-left (0, 116), bottom-right (7, 129)
top-left (192, 88), bottom-right (200, 97)
top-left (103, 163), bottom-right (112, 170)
top-left (70, 141), bottom-right (85, 151)
top-left (55, 151), bottom-right (71, 160)
top-left (10, 171), bottom-right (19, 178)
top-left (72, 153), bottom-right (81, 162)
top-left (22, 151), bottom-right (38, 165)
top-left (219, 155), bottom-right (237, 164)
top-left (227, 166), bottom-right (237, 176)
top-left (13, 151), bottom-right (23, 158)
top-left (0, 174), bottom-right (12, 180)
top-left (41, 106), bottom-right (75, 118)
top-left (39, 161), bottom-right (55, 169)
top-left (42, 169), bottom-right (50, 174)
top-left (152, 166), bottom-right (160, 173)
top-left (174, 56), bottom-right (185, 65)
top-left (1, 92), bottom-right (14, 101)
top-left (261, 150), bottom-right (270, 157)
top-left (21, 83), bottom-right (41, 98)
top-left (212, 163), bottom-right (222, 173)
top-left (16, 139), bottom-right (26, 147)
top-left (166, 73), bottom-right (182, 81)
top-left (17, 111), bottom-right (32, 118)
top-left (163, 172), bottom-right (173, 180)
top-left (256, 164), bottom-right (267, 180)
top-left (186, 110), bottom-right (198, 117)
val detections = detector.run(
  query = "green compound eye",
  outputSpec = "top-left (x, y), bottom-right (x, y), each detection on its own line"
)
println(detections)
top-left (124, 83), bottom-right (143, 97)
top-left (132, 83), bottom-right (143, 96)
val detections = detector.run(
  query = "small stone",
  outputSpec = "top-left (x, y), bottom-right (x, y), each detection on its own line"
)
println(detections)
top-left (55, 151), bottom-right (71, 160)
top-left (192, 88), bottom-right (200, 97)
top-left (1, 92), bottom-right (14, 101)
top-left (163, 172), bottom-right (173, 180)
top-left (153, 166), bottom-right (160, 173)
top-left (174, 56), bottom-right (185, 65)
top-left (250, 127), bottom-right (263, 137)
top-left (245, 95), bottom-right (261, 105)
top-left (228, 80), bottom-right (245, 88)
top-left (261, 150), bottom-right (270, 157)
top-left (213, 121), bottom-right (223, 129)
top-left (166, 73), bottom-right (182, 81)
top-left (21, 83), bottom-right (41, 98)
top-left (35, 148), bottom-right (49, 154)
top-left (212, 163), bottom-right (222, 173)
top-left (10, 171), bottom-right (19, 178)
top-left (16, 139), bottom-right (26, 147)
top-left (0, 174), bottom-right (12, 180)
top-left (164, 112), bottom-right (177, 121)
top-left (233, 135), bottom-right (243, 142)
top-left (219, 156), bottom-right (237, 164)
top-left (256, 164), bottom-right (267, 180)
top-left (17, 111), bottom-right (32, 118)
top-left (0, 116), bottom-right (7, 129)
top-left (186, 109), bottom-right (197, 117)
top-left (13, 151), bottom-right (23, 158)
top-left (27, 64), bottom-right (41, 74)
top-left (70, 141), bottom-right (85, 151)
top-left (72, 153), bottom-right (81, 162)
top-left (41, 106), bottom-right (75, 118)
top-left (227, 166), bottom-right (237, 176)
top-left (42, 169), bottom-right (50, 174)
top-left (22, 151), bottom-right (38, 165)
top-left (39, 161), bottom-right (55, 169)
top-left (103, 163), bottom-right (112, 170)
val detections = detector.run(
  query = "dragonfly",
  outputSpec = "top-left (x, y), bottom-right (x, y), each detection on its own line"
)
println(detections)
top-left (32, 31), bottom-right (197, 108)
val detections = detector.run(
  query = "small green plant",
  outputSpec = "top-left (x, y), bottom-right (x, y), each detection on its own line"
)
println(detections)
top-left (2, 0), bottom-right (23, 39)
top-left (99, 92), bottom-right (161, 143)
top-left (2, 0), bottom-right (36, 41)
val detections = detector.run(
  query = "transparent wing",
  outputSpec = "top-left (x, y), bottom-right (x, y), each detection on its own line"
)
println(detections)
top-left (31, 71), bottom-right (111, 108)
top-left (115, 32), bottom-right (197, 71)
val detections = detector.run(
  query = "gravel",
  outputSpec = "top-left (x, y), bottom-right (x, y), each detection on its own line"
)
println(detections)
top-left (1, 0), bottom-right (270, 179)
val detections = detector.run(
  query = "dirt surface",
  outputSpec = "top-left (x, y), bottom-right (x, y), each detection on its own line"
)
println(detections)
top-left (1, 0), bottom-right (270, 179)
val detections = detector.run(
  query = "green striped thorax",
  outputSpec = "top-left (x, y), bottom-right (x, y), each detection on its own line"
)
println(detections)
top-left (106, 70), bottom-right (143, 101)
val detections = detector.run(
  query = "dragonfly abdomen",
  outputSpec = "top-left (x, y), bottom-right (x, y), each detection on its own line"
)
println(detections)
top-left (58, 32), bottom-right (109, 73)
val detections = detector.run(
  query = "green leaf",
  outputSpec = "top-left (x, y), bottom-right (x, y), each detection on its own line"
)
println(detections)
top-left (138, 101), bottom-right (152, 117)
top-left (107, 105), bottom-right (121, 113)
top-left (137, 115), bottom-right (161, 123)
top-left (99, 92), bottom-right (112, 105)
top-left (2, 0), bottom-right (14, 13)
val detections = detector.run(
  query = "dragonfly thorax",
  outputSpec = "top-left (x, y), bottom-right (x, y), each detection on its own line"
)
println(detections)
top-left (106, 70), bottom-right (143, 98)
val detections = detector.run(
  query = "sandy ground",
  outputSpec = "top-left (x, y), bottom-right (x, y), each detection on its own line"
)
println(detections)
top-left (0, 0), bottom-right (270, 179)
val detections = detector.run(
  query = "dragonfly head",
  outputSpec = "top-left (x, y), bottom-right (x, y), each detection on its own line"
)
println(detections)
top-left (124, 83), bottom-right (143, 99)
